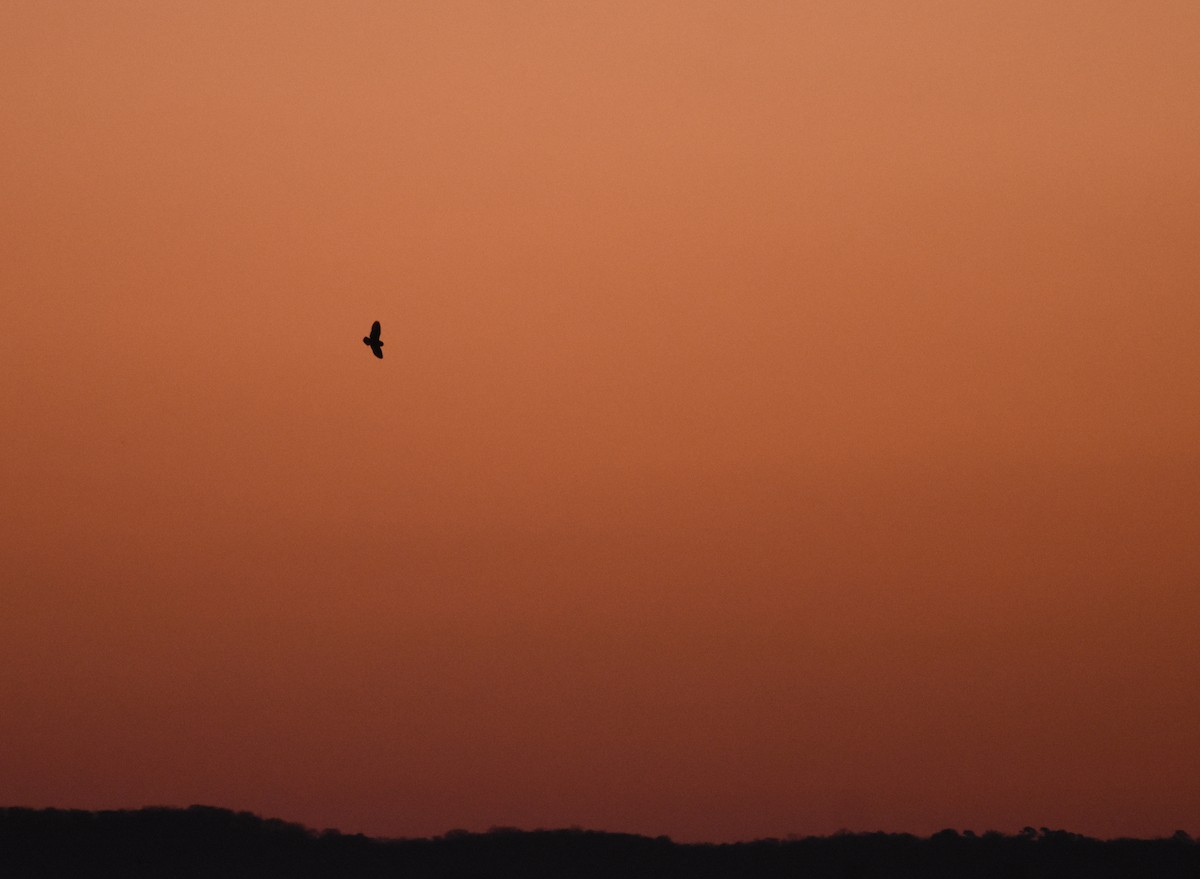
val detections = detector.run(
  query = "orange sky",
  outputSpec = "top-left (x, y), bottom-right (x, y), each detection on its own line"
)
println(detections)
top-left (2, 1), bottom-right (1198, 842)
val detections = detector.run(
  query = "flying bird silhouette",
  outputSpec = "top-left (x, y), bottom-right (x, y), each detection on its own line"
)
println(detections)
top-left (363, 320), bottom-right (383, 359)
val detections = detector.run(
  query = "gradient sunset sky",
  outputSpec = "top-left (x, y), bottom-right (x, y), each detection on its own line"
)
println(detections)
top-left (2, 1), bottom-right (1198, 842)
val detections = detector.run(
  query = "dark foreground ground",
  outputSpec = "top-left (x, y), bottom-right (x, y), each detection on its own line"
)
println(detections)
top-left (2, 806), bottom-right (1196, 878)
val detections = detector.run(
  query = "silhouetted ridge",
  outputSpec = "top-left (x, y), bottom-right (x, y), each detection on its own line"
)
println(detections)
top-left (1, 807), bottom-right (1196, 878)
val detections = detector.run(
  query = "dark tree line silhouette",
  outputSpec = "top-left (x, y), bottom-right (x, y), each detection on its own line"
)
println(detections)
top-left (1, 806), bottom-right (1196, 878)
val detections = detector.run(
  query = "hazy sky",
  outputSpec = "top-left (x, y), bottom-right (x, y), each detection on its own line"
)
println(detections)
top-left (2, 1), bottom-right (1198, 842)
